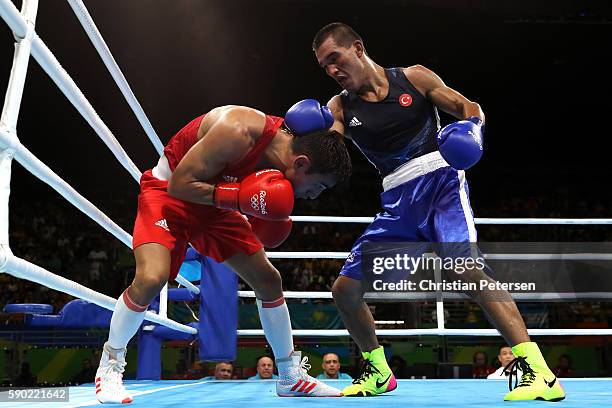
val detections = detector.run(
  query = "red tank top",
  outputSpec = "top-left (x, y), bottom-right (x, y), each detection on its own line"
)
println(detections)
top-left (163, 114), bottom-right (284, 183)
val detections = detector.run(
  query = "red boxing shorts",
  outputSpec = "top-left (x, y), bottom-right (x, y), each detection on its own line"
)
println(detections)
top-left (132, 170), bottom-right (263, 280)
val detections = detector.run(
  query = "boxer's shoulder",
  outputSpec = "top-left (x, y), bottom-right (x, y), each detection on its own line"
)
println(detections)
top-left (197, 106), bottom-right (266, 154)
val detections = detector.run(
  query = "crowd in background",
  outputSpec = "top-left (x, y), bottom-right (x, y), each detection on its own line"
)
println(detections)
top-left (4, 340), bottom-right (595, 386)
top-left (148, 349), bottom-right (582, 383)
top-left (2, 179), bottom-right (612, 314)
top-left (3, 179), bottom-right (612, 385)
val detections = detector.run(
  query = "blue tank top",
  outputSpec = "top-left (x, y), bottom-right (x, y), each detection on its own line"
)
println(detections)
top-left (341, 67), bottom-right (440, 177)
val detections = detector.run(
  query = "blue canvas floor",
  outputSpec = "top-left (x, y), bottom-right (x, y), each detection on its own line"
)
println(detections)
top-left (2, 379), bottom-right (610, 407)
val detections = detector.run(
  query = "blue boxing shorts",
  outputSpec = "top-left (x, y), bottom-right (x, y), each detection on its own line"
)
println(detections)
top-left (341, 151), bottom-right (477, 281)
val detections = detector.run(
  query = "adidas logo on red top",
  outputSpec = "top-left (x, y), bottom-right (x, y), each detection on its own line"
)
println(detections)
top-left (155, 219), bottom-right (169, 231)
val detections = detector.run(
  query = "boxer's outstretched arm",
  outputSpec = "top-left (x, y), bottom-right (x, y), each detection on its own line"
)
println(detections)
top-left (167, 106), bottom-right (264, 205)
top-left (404, 65), bottom-right (485, 123)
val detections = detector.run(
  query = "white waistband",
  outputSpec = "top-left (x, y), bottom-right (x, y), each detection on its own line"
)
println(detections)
top-left (151, 155), bottom-right (172, 180)
top-left (382, 151), bottom-right (450, 192)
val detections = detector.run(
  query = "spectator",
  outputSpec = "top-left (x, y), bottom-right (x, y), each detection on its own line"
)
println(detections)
top-left (248, 356), bottom-right (278, 380)
top-left (388, 355), bottom-right (408, 379)
top-left (14, 362), bottom-right (36, 386)
top-left (87, 245), bottom-right (107, 284)
top-left (431, 307), bottom-right (450, 325)
top-left (553, 354), bottom-right (574, 378)
top-left (202, 362), bottom-right (234, 380)
top-left (487, 346), bottom-right (522, 379)
top-left (472, 351), bottom-right (495, 378)
top-left (73, 358), bottom-right (96, 384)
top-left (168, 359), bottom-right (190, 380)
top-left (316, 353), bottom-right (352, 380)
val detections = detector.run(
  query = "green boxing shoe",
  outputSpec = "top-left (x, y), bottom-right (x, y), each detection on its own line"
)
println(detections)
top-left (504, 342), bottom-right (565, 402)
top-left (342, 346), bottom-right (397, 397)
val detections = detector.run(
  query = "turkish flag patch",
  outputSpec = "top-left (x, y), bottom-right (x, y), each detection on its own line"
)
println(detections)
top-left (399, 93), bottom-right (413, 107)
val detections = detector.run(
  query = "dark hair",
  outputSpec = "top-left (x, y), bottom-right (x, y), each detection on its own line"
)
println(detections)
top-left (256, 355), bottom-right (274, 366)
top-left (312, 22), bottom-right (364, 52)
top-left (498, 345), bottom-right (512, 353)
top-left (322, 352), bottom-right (339, 361)
top-left (291, 129), bottom-right (352, 184)
top-left (473, 351), bottom-right (487, 364)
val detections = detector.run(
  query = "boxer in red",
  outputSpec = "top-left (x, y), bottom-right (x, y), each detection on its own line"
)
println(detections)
top-left (95, 104), bottom-right (351, 403)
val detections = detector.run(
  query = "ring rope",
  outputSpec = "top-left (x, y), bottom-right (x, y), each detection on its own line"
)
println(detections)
top-left (266, 251), bottom-right (612, 260)
top-left (290, 216), bottom-right (612, 225)
top-left (2, 249), bottom-right (195, 333)
top-left (0, 0), bottom-right (140, 180)
top-left (237, 328), bottom-right (612, 337)
top-left (0, 0), bottom-right (193, 332)
top-left (66, 0), bottom-right (164, 155)
top-left (1, 0), bottom-right (609, 339)
top-left (238, 291), bottom-right (612, 301)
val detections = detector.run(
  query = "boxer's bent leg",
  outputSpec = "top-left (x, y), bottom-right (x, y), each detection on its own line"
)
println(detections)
top-left (197, 211), bottom-right (291, 357)
top-left (97, 242), bottom-right (172, 404)
top-left (107, 243), bottom-right (171, 350)
top-left (224, 249), bottom-right (291, 358)
top-left (223, 249), bottom-right (282, 301)
top-left (130, 243), bottom-right (171, 305)
top-left (223, 249), bottom-right (342, 396)
top-left (335, 197), bottom-right (415, 396)
top-left (195, 211), bottom-right (342, 395)
top-left (335, 212), bottom-right (397, 354)
top-left (332, 276), bottom-right (377, 352)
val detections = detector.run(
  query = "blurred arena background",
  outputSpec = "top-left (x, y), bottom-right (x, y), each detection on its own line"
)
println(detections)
top-left (0, 0), bottom-right (611, 396)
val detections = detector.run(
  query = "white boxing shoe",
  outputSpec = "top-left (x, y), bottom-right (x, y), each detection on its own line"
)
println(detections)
top-left (276, 351), bottom-right (343, 397)
top-left (95, 342), bottom-right (133, 404)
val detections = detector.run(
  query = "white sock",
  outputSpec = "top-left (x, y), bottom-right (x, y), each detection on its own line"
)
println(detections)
top-left (107, 287), bottom-right (148, 350)
top-left (257, 296), bottom-right (294, 360)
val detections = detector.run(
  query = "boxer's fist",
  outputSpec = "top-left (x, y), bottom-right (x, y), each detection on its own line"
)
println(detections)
top-left (214, 169), bottom-right (294, 220)
top-left (437, 117), bottom-right (484, 170)
top-left (285, 99), bottom-right (333, 135)
top-left (249, 217), bottom-right (292, 248)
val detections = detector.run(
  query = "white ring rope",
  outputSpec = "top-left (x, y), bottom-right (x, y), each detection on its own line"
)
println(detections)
top-left (238, 291), bottom-right (612, 301)
top-left (237, 328), bottom-right (612, 337)
top-left (66, 0), bottom-right (164, 155)
top-left (29, 33), bottom-right (141, 180)
top-left (0, 1), bottom-right (609, 339)
top-left (0, 0), bottom-right (37, 247)
top-left (0, 128), bottom-right (132, 246)
top-left (0, 0), bottom-right (141, 180)
top-left (1, 246), bottom-right (195, 333)
top-left (0, 127), bottom-right (198, 292)
top-left (290, 216), bottom-right (612, 225)
top-left (0, 0), bottom-right (195, 332)
top-left (266, 251), bottom-right (612, 260)
top-left (485, 253), bottom-right (612, 260)
top-left (0, 0), bottom-right (26, 38)
top-left (0, 3), bottom-right (35, 133)
top-left (268, 251), bottom-right (350, 259)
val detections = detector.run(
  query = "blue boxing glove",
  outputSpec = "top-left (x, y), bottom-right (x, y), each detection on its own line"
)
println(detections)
top-left (437, 117), bottom-right (484, 170)
top-left (284, 99), bottom-right (334, 135)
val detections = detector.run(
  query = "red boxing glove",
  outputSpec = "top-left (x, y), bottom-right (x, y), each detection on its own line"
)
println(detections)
top-left (249, 217), bottom-right (292, 248)
top-left (214, 169), bottom-right (294, 220)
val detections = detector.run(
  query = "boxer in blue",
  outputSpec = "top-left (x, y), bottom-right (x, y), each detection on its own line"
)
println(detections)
top-left (296, 22), bottom-right (565, 401)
